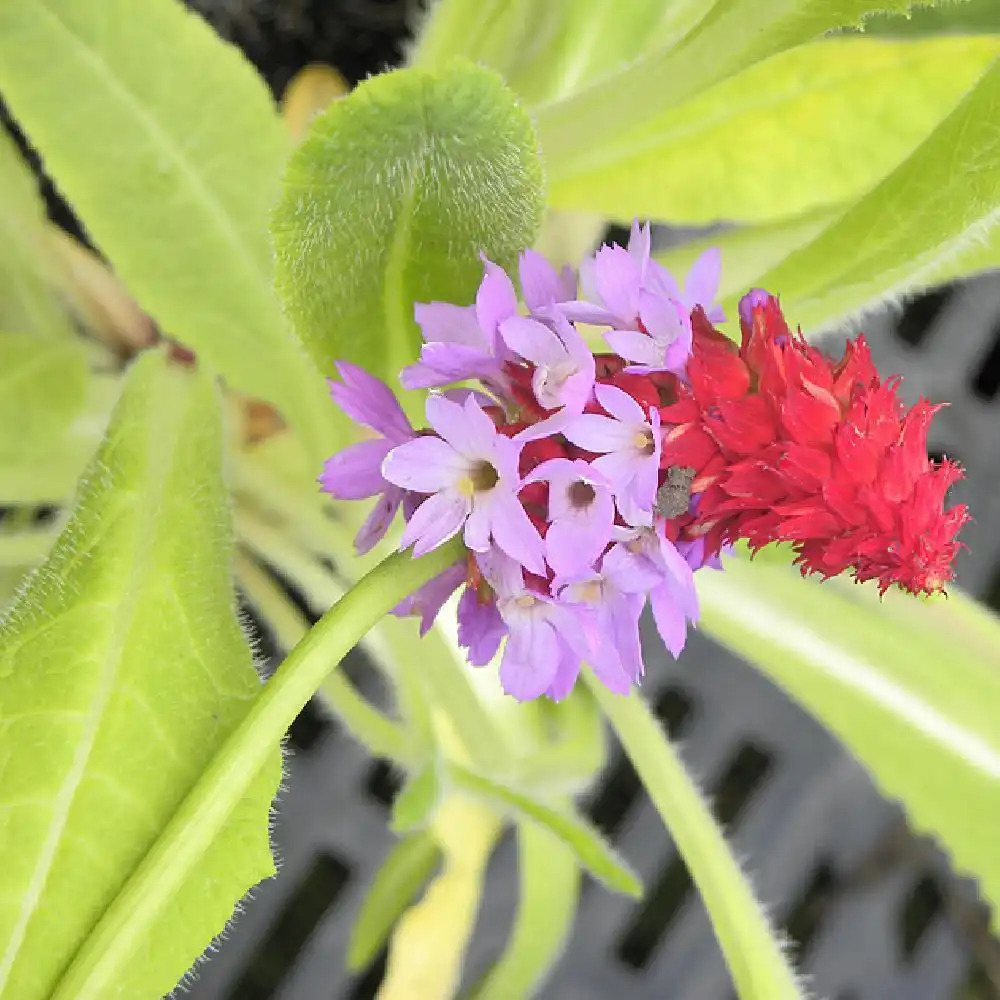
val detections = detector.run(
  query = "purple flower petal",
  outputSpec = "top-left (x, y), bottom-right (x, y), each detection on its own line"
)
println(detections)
top-left (685, 248), bottom-right (721, 312)
top-left (457, 586), bottom-right (506, 666)
top-left (394, 561), bottom-right (465, 635)
top-left (414, 301), bottom-right (483, 348)
top-left (401, 342), bottom-right (502, 389)
top-left (488, 490), bottom-right (546, 576)
top-left (593, 244), bottom-right (641, 320)
top-left (519, 248), bottom-right (576, 310)
top-left (401, 491), bottom-right (470, 556)
top-left (319, 438), bottom-right (393, 499)
top-left (476, 258), bottom-right (518, 350)
top-left (545, 643), bottom-right (581, 701)
top-left (594, 382), bottom-right (646, 425)
top-left (382, 436), bottom-right (465, 492)
top-left (500, 616), bottom-right (559, 701)
top-left (563, 413), bottom-right (634, 453)
top-left (328, 363), bottom-right (412, 441)
top-left (605, 329), bottom-right (665, 369)
top-left (650, 585), bottom-right (688, 657)
top-left (355, 488), bottom-right (404, 554)
top-left (627, 219), bottom-right (652, 270)
top-left (500, 315), bottom-right (565, 368)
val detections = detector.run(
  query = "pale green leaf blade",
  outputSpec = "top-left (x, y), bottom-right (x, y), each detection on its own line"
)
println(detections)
top-left (0, 0), bottom-right (333, 459)
top-left (0, 130), bottom-right (75, 340)
top-left (391, 760), bottom-right (442, 833)
top-left (470, 822), bottom-right (579, 1000)
top-left (347, 832), bottom-right (442, 972)
top-left (736, 56), bottom-right (1000, 331)
top-left (0, 349), bottom-right (282, 1000)
top-left (272, 59), bottom-right (545, 384)
top-left (549, 35), bottom-right (1000, 225)
top-left (588, 680), bottom-right (805, 1000)
top-left (698, 555), bottom-right (1000, 934)
top-left (451, 765), bottom-right (641, 897)
top-left (536, 0), bottom-right (955, 169)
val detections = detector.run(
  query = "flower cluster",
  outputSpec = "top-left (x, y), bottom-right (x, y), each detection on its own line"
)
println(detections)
top-left (320, 222), bottom-right (968, 701)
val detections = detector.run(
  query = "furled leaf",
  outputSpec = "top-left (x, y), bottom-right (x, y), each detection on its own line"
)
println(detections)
top-left (698, 554), bottom-right (1000, 934)
top-left (0, 130), bottom-right (75, 340)
top-left (589, 680), bottom-right (805, 1000)
top-left (724, 55), bottom-right (1000, 330)
top-left (0, 0), bottom-right (334, 459)
top-left (548, 35), bottom-right (1000, 225)
top-left (451, 765), bottom-right (641, 897)
top-left (272, 59), bottom-right (544, 384)
top-left (392, 760), bottom-right (442, 833)
top-left (0, 350), bottom-right (281, 999)
top-left (470, 822), bottom-right (579, 1000)
top-left (535, 0), bottom-right (963, 168)
top-left (347, 832), bottom-right (442, 972)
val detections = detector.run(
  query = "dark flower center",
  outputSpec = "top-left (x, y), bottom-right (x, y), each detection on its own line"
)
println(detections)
top-left (567, 480), bottom-right (596, 509)
top-left (471, 460), bottom-right (500, 492)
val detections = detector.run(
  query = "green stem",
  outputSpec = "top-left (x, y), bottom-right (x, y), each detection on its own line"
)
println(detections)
top-left (587, 678), bottom-right (805, 1000)
top-left (51, 540), bottom-right (464, 1000)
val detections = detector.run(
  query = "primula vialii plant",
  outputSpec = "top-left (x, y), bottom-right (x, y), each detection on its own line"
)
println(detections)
top-left (321, 221), bottom-right (969, 702)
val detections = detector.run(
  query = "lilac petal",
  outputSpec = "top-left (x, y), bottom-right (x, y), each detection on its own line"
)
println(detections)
top-left (519, 248), bottom-right (575, 311)
top-left (605, 329), bottom-right (664, 369)
top-left (319, 439), bottom-right (393, 499)
top-left (414, 301), bottom-right (484, 348)
top-left (382, 436), bottom-right (464, 492)
top-left (441, 387), bottom-right (497, 409)
top-left (457, 586), bottom-right (507, 665)
top-left (329, 363), bottom-right (412, 440)
top-left (594, 382), bottom-right (646, 425)
top-left (500, 618), bottom-right (559, 701)
top-left (656, 538), bottom-right (699, 619)
top-left (601, 542), bottom-right (663, 593)
top-left (355, 488), bottom-right (404, 554)
top-left (558, 301), bottom-right (621, 326)
top-left (500, 315), bottom-right (566, 367)
top-left (476, 547), bottom-right (524, 600)
top-left (739, 288), bottom-right (773, 327)
top-left (646, 258), bottom-right (682, 302)
top-left (393, 562), bottom-right (465, 634)
top-left (545, 643), bottom-right (581, 701)
top-left (476, 259), bottom-right (518, 348)
top-left (593, 244), bottom-right (641, 320)
top-left (546, 516), bottom-right (608, 576)
top-left (627, 219), bottom-right (651, 271)
top-left (685, 247), bottom-right (722, 309)
top-left (662, 327), bottom-right (693, 374)
top-left (425, 394), bottom-right (495, 457)
top-left (489, 490), bottom-right (546, 576)
top-left (562, 413), bottom-right (634, 454)
top-left (609, 593), bottom-right (645, 681)
top-left (638, 288), bottom-right (686, 344)
top-left (401, 491), bottom-right (470, 556)
top-left (585, 629), bottom-right (632, 695)
top-left (463, 503), bottom-right (492, 552)
top-left (650, 584), bottom-right (689, 657)
top-left (512, 409), bottom-right (571, 443)
top-left (401, 342), bottom-right (501, 389)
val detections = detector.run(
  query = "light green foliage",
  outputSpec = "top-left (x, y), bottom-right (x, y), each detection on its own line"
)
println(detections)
top-left (0, 130), bottom-right (74, 340)
top-left (452, 765), bottom-right (641, 897)
top-left (0, 0), bottom-right (333, 460)
top-left (739, 56), bottom-right (1000, 331)
top-left (0, 350), bottom-right (281, 999)
top-left (698, 556), bottom-right (1000, 934)
top-left (471, 822), bottom-right (579, 1000)
top-left (549, 35), bottom-right (1000, 224)
top-left (535, 0), bottom-right (964, 168)
top-left (863, 0), bottom-right (1000, 34)
top-left (392, 760), bottom-right (442, 833)
top-left (347, 832), bottom-right (442, 971)
top-left (272, 60), bottom-right (545, 384)
top-left (590, 681), bottom-right (805, 1000)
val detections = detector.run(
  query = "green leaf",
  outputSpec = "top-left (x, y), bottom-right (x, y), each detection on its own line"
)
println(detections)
top-left (0, 130), bottom-right (75, 340)
top-left (548, 35), bottom-right (1000, 225)
top-left (470, 822), bottom-right (579, 1000)
top-left (0, 0), bottom-right (334, 459)
top-left (588, 680), bottom-right (805, 1000)
top-left (272, 59), bottom-right (545, 384)
top-left (347, 832), bottom-right (442, 972)
top-left (451, 765), bottom-right (641, 898)
top-left (392, 760), bottom-right (442, 833)
top-left (861, 0), bottom-right (1000, 35)
top-left (535, 0), bottom-right (960, 169)
top-left (698, 555), bottom-right (1000, 934)
top-left (731, 54), bottom-right (1000, 331)
top-left (0, 349), bottom-right (282, 1000)
top-left (51, 538), bottom-right (464, 998)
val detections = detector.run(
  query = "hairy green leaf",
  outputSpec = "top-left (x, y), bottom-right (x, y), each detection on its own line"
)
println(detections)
top-left (536, 0), bottom-right (963, 169)
top-left (0, 0), bottom-right (333, 459)
top-left (470, 822), bottom-right (579, 1000)
top-left (699, 556), bottom-right (1000, 934)
top-left (0, 130), bottom-right (74, 340)
top-left (549, 35), bottom-right (1000, 224)
top-left (451, 765), bottom-right (641, 897)
top-left (347, 832), bottom-right (442, 972)
top-left (730, 55), bottom-right (1000, 330)
top-left (272, 59), bottom-right (544, 384)
top-left (0, 350), bottom-right (281, 1000)
top-left (589, 680), bottom-right (805, 1000)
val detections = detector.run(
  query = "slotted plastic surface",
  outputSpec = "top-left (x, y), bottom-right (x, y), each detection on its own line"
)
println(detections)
top-left (184, 276), bottom-right (1000, 999)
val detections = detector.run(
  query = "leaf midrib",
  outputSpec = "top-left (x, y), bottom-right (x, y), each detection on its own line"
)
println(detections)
top-left (0, 370), bottom-right (182, 996)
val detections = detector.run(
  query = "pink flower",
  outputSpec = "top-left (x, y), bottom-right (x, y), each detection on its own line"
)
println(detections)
top-left (382, 394), bottom-right (545, 574)
top-left (319, 361), bottom-right (415, 553)
top-left (563, 383), bottom-right (662, 526)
